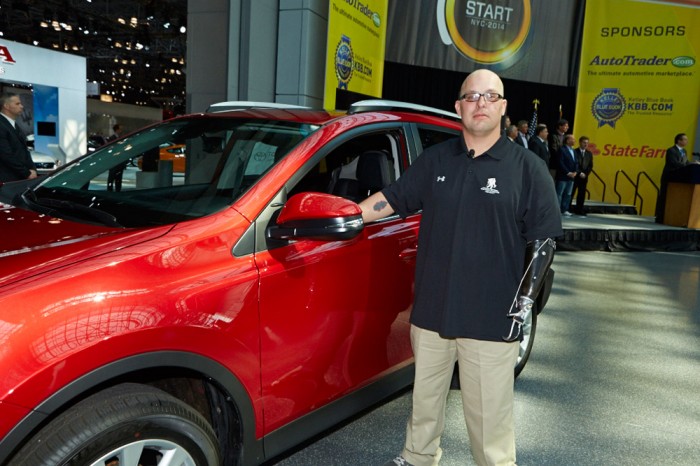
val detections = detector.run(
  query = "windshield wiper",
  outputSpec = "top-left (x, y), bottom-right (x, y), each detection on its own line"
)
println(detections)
top-left (20, 189), bottom-right (123, 228)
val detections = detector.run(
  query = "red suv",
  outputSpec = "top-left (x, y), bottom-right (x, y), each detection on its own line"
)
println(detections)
top-left (0, 101), bottom-right (552, 465)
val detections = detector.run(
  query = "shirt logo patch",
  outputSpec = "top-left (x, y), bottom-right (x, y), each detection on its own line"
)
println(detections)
top-left (436, 176), bottom-right (446, 182)
top-left (480, 178), bottom-right (500, 194)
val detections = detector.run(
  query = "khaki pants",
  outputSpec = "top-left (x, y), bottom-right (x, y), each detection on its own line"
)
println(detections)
top-left (401, 325), bottom-right (519, 466)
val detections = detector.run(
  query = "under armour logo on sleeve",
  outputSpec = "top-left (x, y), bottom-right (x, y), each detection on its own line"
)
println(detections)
top-left (437, 176), bottom-right (446, 182)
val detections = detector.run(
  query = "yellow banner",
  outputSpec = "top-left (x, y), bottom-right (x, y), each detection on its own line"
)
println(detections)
top-left (324, 0), bottom-right (388, 110)
top-left (573, 0), bottom-right (700, 216)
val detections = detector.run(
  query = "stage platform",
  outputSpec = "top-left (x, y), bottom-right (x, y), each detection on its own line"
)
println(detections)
top-left (559, 202), bottom-right (699, 252)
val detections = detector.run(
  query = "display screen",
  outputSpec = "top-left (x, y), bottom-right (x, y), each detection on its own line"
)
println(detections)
top-left (37, 121), bottom-right (56, 136)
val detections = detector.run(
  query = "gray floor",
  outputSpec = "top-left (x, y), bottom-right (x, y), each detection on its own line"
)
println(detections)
top-left (269, 251), bottom-right (700, 465)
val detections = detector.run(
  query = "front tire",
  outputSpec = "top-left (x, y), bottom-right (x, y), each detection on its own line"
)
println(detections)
top-left (11, 383), bottom-right (221, 466)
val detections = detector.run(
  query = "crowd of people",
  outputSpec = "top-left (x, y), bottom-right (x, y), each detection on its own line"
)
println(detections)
top-left (505, 114), bottom-right (594, 217)
top-left (505, 113), bottom-right (699, 221)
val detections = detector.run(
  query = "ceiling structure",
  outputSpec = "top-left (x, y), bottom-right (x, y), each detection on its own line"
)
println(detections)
top-left (0, 0), bottom-right (187, 108)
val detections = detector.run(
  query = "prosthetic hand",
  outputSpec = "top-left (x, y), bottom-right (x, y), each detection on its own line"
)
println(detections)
top-left (503, 238), bottom-right (556, 342)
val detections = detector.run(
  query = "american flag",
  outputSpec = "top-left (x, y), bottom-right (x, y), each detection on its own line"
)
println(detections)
top-left (526, 99), bottom-right (539, 139)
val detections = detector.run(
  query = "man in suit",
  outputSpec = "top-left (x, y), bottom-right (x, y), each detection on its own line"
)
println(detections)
top-left (654, 133), bottom-right (699, 223)
top-left (505, 124), bottom-right (518, 142)
top-left (555, 134), bottom-right (578, 216)
top-left (528, 123), bottom-right (550, 166)
top-left (548, 119), bottom-right (568, 171)
top-left (0, 92), bottom-right (37, 183)
top-left (570, 136), bottom-right (593, 215)
top-left (514, 120), bottom-right (529, 148)
top-left (501, 115), bottom-right (511, 137)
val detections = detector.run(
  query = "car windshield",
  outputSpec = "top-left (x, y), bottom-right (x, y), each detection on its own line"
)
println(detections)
top-left (29, 116), bottom-right (315, 228)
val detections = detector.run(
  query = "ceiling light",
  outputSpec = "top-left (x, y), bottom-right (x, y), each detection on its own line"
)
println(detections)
top-left (117, 18), bottom-right (126, 25)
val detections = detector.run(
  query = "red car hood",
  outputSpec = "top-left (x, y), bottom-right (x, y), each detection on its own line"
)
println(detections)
top-left (0, 204), bottom-right (170, 286)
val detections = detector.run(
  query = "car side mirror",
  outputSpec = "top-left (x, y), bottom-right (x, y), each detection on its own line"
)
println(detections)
top-left (266, 192), bottom-right (364, 241)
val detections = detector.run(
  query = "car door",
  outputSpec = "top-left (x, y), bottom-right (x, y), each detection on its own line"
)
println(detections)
top-left (254, 126), bottom-right (419, 433)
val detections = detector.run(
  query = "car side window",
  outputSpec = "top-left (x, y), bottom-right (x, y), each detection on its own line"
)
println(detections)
top-left (289, 131), bottom-right (403, 202)
top-left (414, 125), bottom-right (460, 162)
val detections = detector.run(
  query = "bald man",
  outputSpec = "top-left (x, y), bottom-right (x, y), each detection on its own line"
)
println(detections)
top-left (362, 70), bottom-right (562, 466)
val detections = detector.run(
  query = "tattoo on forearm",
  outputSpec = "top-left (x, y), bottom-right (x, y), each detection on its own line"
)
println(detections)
top-left (373, 201), bottom-right (388, 212)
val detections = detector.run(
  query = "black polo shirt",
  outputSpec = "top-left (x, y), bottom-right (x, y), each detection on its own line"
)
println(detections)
top-left (383, 136), bottom-right (563, 341)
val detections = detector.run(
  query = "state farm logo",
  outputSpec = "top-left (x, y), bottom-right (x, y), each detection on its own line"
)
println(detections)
top-left (436, 0), bottom-right (532, 67)
top-left (0, 44), bottom-right (17, 64)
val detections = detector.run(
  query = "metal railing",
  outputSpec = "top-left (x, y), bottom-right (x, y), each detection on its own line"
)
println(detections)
top-left (612, 170), bottom-right (658, 215)
top-left (635, 171), bottom-right (659, 215)
top-left (588, 169), bottom-right (606, 202)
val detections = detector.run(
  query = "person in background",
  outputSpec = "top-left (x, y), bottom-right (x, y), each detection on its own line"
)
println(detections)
top-left (528, 123), bottom-right (550, 167)
top-left (570, 136), bottom-right (593, 216)
top-left (506, 124), bottom-right (518, 143)
top-left (514, 119), bottom-right (529, 148)
top-left (547, 118), bottom-right (569, 174)
top-left (0, 92), bottom-right (37, 183)
top-left (359, 69), bottom-right (562, 466)
top-left (108, 123), bottom-right (123, 141)
top-left (654, 133), bottom-right (699, 223)
top-left (555, 134), bottom-right (578, 216)
top-left (501, 115), bottom-right (511, 137)
top-left (107, 123), bottom-right (126, 191)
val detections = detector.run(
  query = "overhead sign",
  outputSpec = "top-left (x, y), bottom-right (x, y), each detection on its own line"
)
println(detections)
top-left (0, 40), bottom-right (86, 89)
top-left (385, 0), bottom-right (577, 86)
top-left (436, 0), bottom-right (532, 67)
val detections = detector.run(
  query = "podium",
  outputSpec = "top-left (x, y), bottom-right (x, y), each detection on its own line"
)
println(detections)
top-left (664, 164), bottom-right (700, 228)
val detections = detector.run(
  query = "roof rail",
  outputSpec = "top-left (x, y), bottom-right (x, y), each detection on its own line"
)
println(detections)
top-left (206, 101), bottom-right (311, 113)
top-left (347, 99), bottom-right (461, 121)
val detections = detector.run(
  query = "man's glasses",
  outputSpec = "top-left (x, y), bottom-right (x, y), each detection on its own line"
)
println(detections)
top-left (459, 92), bottom-right (504, 103)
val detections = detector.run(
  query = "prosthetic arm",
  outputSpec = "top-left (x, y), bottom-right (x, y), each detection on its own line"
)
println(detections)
top-left (502, 238), bottom-right (556, 342)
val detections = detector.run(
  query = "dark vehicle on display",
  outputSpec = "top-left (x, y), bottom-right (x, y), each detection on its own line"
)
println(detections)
top-left (0, 101), bottom-right (554, 465)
